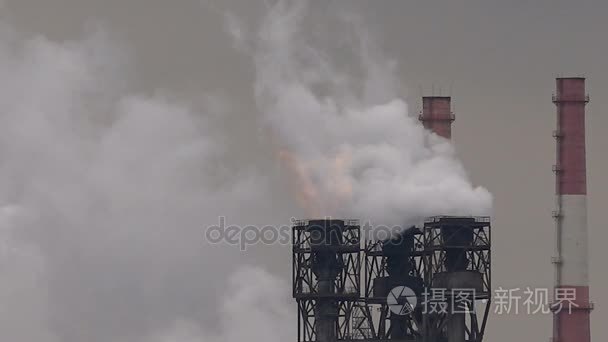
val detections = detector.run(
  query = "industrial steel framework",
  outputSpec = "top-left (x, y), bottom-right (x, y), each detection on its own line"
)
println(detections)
top-left (420, 216), bottom-right (491, 342)
top-left (363, 227), bottom-right (425, 340)
top-left (292, 219), bottom-right (361, 342)
top-left (292, 216), bottom-right (492, 342)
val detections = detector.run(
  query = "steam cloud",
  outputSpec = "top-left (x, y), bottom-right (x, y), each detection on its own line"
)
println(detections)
top-left (0, 1), bottom-right (491, 342)
top-left (0, 18), bottom-right (292, 342)
top-left (249, 2), bottom-right (492, 226)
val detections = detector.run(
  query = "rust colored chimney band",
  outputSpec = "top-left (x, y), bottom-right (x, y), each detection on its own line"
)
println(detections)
top-left (420, 96), bottom-right (454, 139)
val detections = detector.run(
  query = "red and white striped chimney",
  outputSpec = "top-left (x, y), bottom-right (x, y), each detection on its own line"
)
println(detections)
top-left (552, 77), bottom-right (592, 342)
top-left (419, 96), bottom-right (454, 139)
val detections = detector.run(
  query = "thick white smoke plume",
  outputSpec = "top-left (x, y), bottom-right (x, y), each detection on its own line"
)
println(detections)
top-left (0, 1), bottom-right (491, 342)
top-left (248, 2), bottom-right (492, 227)
top-left (0, 18), bottom-right (292, 342)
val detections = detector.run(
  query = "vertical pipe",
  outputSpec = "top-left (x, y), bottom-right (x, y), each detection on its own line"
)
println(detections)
top-left (447, 309), bottom-right (466, 342)
top-left (309, 220), bottom-right (343, 342)
top-left (553, 77), bottom-right (592, 342)
top-left (420, 96), bottom-right (454, 139)
top-left (442, 220), bottom-right (474, 342)
top-left (383, 231), bottom-right (415, 339)
top-left (420, 98), bottom-right (462, 341)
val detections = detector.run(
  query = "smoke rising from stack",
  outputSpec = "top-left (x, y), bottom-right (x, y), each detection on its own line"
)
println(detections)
top-left (0, 1), bottom-right (491, 341)
top-left (247, 1), bottom-right (492, 227)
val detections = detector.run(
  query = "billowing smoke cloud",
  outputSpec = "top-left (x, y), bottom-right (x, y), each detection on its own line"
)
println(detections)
top-left (0, 1), bottom-right (491, 342)
top-left (0, 16), bottom-right (292, 342)
top-left (247, 1), bottom-right (493, 227)
top-left (151, 267), bottom-right (292, 342)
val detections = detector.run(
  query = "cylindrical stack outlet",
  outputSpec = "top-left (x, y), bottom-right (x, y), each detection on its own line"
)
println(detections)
top-left (420, 96), bottom-right (454, 139)
top-left (307, 219), bottom-right (345, 342)
top-left (423, 216), bottom-right (490, 342)
top-left (440, 218), bottom-right (474, 342)
top-left (382, 229), bottom-right (415, 278)
top-left (441, 222), bottom-right (474, 272)
top-left (420, 97), bottom-right (467, 342)
top-left (381, 228), bottom-right (422, 340)
top-left (553, 77), bottom-right (592, 342)
top-left (308, 219), bottom-right (344, 282)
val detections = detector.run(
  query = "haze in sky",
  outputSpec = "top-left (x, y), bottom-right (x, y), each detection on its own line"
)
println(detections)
top-left (0, 1), bottom-right (606, 342)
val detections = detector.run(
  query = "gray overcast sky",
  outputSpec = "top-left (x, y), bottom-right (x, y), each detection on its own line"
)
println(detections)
top-left (1, 1), bottom-right (607, 341)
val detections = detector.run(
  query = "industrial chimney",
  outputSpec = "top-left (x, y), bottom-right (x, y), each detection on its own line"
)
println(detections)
top-left (419, 96), bottom-right (454, 139)
top-left (421, 95), bottom-right (472, 342)
top-left (308, 219), bottom-right (344, 342)
top-left (292, 219), bottom-right (361, 342)
top-left (552, 77), bottom-right (592, 342)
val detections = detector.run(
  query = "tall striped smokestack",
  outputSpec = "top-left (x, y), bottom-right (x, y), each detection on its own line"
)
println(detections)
top-left (552, 77), bottom-right (592, 342)
top-left (419, 96), bottom-right (454, 139)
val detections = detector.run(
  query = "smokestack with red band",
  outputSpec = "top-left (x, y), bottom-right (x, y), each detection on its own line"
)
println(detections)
top-left (552, 77), bottom-right (592, 342)
top-left (419, 96), bottom-right (454, 139)
top-left (420, 96), bottom-right (461, 342)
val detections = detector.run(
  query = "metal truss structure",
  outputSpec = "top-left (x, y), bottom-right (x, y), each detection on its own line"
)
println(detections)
top-left (292, 216), bottom-right (491, 342)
